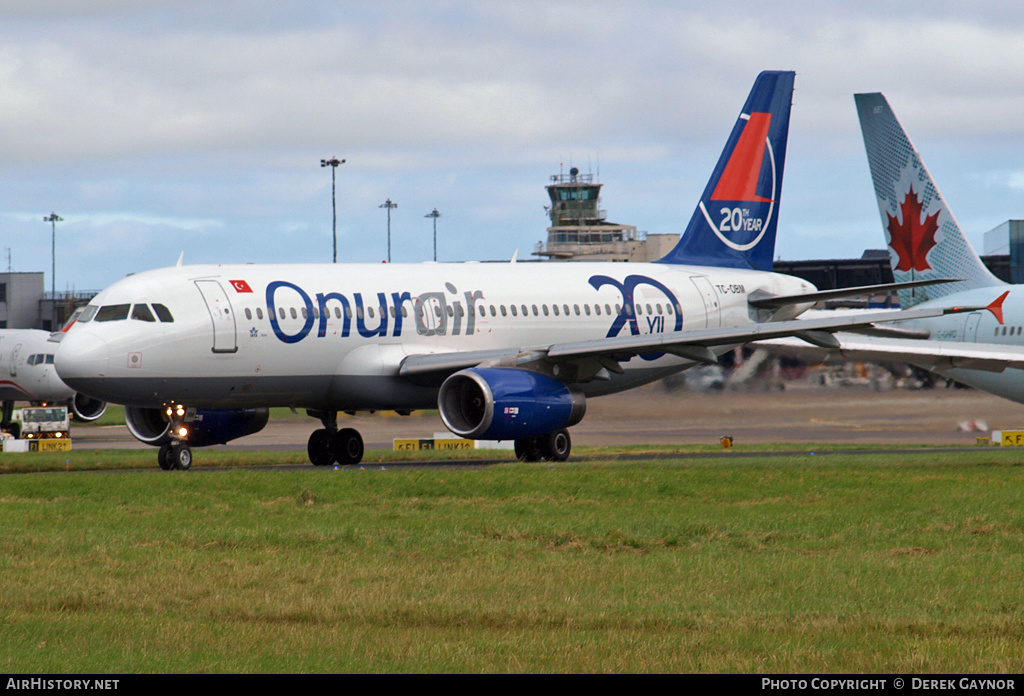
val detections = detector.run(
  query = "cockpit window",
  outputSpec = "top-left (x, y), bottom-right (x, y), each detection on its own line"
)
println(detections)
top-left (131, 304), bottom-right (156, 322)
top-left (152, 304), bottom-right (174, 322)
top-left (94, 304), bottom-right (131, 322)
top-left (78, 305), bottom-right (99, 323)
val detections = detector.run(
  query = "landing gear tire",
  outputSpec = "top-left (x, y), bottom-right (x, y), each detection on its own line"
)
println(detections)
top-left (307, 428), bottom-right (334, 467)
top-left (170, 443), bottom-right (192, 470)
top-left (539, 428), bottom-right (571, 462)
top-left (333, 428), bottom-right (364, 465)
top-left (515, 437), bottom-right (543, 462)
top-left (158, 444), bottom-right (174, 470)
top-left (158, 442), bottom-right (192, 470)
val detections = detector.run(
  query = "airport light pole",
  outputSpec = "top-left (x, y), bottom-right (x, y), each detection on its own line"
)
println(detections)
top-left (379, 198), bottom-right (397, 263)
top-left (43, 212), bottom-right (62, 301)
top-left (320, 157), bottom-right (345, 263)
top-left (425, 208), bottom-right (441, 262)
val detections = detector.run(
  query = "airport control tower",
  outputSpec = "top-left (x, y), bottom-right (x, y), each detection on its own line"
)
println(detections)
top-left (532, 166), bottom-right (678, 262)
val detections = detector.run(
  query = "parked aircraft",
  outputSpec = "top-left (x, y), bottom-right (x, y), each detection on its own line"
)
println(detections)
top-left (53, 72), bottom-right (967, 469)
top-left (758, 92), bottom-right (1024, 399)
top-left (1, 328), bottom-right (106, 437)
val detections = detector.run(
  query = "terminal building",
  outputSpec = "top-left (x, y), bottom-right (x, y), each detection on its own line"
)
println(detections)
top-left (0, 271), bottom-right (96, 331)
top-left (0, 273), bottom-right (45, 329)
top-left (774, 249), bottom-right (1010, 307)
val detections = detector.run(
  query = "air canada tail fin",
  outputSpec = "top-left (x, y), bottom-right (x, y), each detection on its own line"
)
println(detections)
top-left (855, 92), bottom-right (1004, 308)
top-left (657, 70), bottom-right (795, 271)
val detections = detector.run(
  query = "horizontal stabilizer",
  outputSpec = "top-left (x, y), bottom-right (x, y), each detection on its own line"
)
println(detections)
top-left (748, 278), bottom-right (959, 309)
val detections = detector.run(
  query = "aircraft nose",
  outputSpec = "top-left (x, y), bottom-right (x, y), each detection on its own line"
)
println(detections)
top-left (55, 331), bottom-right (111, 389)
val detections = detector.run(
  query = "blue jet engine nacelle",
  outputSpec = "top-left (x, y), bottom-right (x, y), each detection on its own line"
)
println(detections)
top-left (438, 367), bottom-right (586, 441)
top-left (124, 406), bottom-right (270, 448)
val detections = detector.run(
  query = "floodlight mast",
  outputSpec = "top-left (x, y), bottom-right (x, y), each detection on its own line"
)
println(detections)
top-left (379, 198), bottom-right (397, 263)
top-left (43, 212), bottom-right (62, 301)
top-left (425, 208), bottom-right (441, 262)
top-left (320, 157), bottom-right (345, 263)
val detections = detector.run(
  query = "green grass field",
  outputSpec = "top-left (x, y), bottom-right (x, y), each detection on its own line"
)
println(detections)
top-left (1, 448), bottom-right (1022, 673)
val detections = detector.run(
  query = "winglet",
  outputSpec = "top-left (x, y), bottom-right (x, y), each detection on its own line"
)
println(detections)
top-left (176, 251), bottom-right (184, 268)
top-left (987, 290), bottom-right (1010, 324)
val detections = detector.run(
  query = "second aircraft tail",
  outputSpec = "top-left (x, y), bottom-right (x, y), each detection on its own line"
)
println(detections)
top-left (855, 92), bottom-right (1004, 308)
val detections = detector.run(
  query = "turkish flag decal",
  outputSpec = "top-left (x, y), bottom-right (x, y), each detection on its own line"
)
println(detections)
top-left (230, 279), bottom-right (253, 293)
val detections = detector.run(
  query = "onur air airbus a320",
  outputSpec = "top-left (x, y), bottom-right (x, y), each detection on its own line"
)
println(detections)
top-left (54, 71), bottom-right (967, 470)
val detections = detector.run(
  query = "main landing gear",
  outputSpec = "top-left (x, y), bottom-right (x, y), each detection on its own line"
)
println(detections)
top-left (514, 428), bottom-right (571, 462)
top-left (307, 410), bottom-right (365, 466)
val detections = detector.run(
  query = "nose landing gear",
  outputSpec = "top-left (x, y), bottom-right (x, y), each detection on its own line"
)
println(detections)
top-left (158, 441), bottom-right (193, 470)
top-left (157, 404), bottom-right (193, 470)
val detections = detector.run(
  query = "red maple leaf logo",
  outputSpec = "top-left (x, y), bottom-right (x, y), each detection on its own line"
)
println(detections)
top-left (887, 185), bottom-right (940, 272)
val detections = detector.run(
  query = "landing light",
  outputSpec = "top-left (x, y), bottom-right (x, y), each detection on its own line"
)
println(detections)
top-left (177, 427), bottom-right (189, 438)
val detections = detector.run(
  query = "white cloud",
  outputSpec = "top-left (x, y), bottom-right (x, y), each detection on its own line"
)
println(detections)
top-left (3, 1), bottom-right (1024, 288)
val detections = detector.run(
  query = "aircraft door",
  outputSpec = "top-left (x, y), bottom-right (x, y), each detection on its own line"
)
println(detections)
top-left (195, 280), bottom-right (238, 353)
top-left (689, 277), bottom-right (721, 328)
top-left (413, 294), bottom-right (447, 337)
top-left (9, 343), bottom-right (22, 377)
top-left (963, 312), bottom-right (982, 342)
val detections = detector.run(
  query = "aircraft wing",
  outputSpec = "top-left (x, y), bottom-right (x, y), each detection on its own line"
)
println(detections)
top-left (399, 304), bottom-right (976, 383)
top-left (755, 333), bottom-right (1024, 374)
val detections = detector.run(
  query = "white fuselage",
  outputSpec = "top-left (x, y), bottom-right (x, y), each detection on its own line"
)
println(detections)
top-left (55, 261), bottom-right (814, 411)
top-left (894, 287), bottom-right (1024, 404)
top-left (0, 329), bottom-right (74, 403)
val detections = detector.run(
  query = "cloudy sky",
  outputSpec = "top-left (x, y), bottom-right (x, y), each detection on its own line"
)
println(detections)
top-left (4, 1), bottom-right (1024, 292)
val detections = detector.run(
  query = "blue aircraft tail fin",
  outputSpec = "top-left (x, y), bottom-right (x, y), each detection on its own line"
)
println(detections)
top-left (657, 70), bottom-right (795, 271)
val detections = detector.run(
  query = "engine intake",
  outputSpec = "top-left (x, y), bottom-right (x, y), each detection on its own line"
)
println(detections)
top-left (70, 393), bottom-right (107, 422)
top-left (438, 368), bottom-right (585, 440)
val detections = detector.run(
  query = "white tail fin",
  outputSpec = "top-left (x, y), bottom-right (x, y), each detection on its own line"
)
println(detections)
top-left (855, 92), bottom-right (1004, 307)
